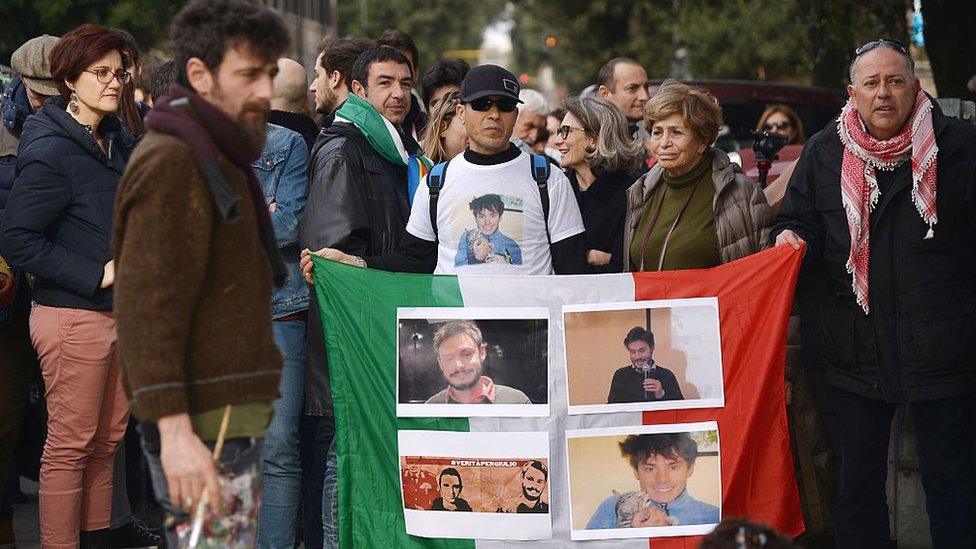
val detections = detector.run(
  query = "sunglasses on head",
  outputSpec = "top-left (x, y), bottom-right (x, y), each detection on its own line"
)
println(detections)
top-left (467, 96), bottom-right (518, 113)
top-left (854, 38), bottom-right (909, 58)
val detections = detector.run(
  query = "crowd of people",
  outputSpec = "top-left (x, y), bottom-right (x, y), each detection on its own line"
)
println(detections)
top-left (0, 0), bottom-right (974, 547)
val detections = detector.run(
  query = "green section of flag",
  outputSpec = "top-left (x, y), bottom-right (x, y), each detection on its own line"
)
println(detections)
top-left (313, 257), bottom-right (474, 549)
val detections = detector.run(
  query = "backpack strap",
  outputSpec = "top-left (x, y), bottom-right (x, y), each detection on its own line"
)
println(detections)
top-left (406, 155), bottom-right (421, 205)
top-left (530, 154), bottom-right (552, 244)
top-left (426, 160), bottom-right (451, 240)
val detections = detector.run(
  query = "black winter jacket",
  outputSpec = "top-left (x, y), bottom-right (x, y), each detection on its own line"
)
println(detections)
top-left (0, 98), bottom-right (131, 311)
top-left (1, 75), bottom-right (34, 225)
top-left (773, 105), bottom-right (976, 402)
top-left (300, 119), bottom-right (420, 414)
top-left (568, 168), bottom-right (637, 274)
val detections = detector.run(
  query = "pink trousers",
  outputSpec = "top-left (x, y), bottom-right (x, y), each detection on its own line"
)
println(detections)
top-left (30, 305), bottom-right (130, 549)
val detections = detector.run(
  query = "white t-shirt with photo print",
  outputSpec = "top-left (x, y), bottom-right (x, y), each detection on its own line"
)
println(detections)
top-left (406, 151), bottom-right (585, 275)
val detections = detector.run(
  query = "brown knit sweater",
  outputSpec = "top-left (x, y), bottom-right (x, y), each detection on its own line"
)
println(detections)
top-left (112, 130), bottom-right (282, 421)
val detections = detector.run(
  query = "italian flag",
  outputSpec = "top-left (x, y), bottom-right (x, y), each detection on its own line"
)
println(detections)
top-left (312, 245), bottom-right (805, 548)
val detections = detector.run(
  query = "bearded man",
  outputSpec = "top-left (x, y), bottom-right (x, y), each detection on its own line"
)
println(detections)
top-left (774, 39), bottom-right (976, 548)
top-left (425, 320), bottom-right (530, 404)
top-left (515, 461), bottom-right (549, 513)
top-left (112, 1), bottom-right (289, 544)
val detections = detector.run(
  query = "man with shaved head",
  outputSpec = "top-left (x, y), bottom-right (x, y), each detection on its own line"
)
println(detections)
top-left (270, 57), bottom-right (318, 150)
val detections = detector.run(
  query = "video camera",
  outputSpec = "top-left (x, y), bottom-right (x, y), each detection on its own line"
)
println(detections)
top-left (751, 130), bottom-right (789, 187)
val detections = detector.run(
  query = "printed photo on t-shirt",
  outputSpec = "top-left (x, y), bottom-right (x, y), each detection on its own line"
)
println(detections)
top-left (452, 193), bottom-right (525, 267)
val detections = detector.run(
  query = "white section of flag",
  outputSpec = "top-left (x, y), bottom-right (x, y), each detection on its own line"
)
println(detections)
top-left (456, 273), bottom-right (651, 548)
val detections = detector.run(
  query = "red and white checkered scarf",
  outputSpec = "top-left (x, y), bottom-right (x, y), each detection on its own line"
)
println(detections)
top-left (837, 90), bottom-right (938, 314)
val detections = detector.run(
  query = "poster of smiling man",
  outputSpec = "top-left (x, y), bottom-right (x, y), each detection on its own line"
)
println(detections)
top-left (397, 307), bottom-right (549, 417)
top-left (566, 422), bottom-right (721, 540)
top-left (398, 430), bottom-right (552, 540)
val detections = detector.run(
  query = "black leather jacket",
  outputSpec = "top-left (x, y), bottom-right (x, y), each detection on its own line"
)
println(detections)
top-left (300, 120), bottom-right (418, 414)
top-left (774, 105), bottom-right (976, 402)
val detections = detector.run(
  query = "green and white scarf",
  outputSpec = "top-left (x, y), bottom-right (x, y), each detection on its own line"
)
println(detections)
top-left (335, 94), bottom-right (432, 202)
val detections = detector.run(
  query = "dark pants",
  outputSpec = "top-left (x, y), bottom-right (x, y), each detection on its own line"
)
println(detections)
top-left (0, 299), bottom-right (35, 505)
top-left (299, 414), bottom-right (334, 549)
top-left (831, 387), bottom-right (976, 548)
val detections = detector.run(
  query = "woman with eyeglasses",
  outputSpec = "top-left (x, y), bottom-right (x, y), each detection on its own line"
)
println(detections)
top-left (553, 96), bottom-right (644, 273)
top-left (756, 104), bottom-right (805, 145)
top-left (624, 80), bottom-right (772, 273)
top-left (421, 90), bottom-right (468, 164)
top-left (0, 24), bottom-right (141, 548)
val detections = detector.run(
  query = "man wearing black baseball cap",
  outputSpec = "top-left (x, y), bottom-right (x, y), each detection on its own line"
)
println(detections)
top-left (302, 64), bottom-right (587, 276)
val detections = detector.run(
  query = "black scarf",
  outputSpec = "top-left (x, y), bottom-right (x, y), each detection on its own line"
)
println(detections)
top-left (146, 85), bottom-right (286, 287)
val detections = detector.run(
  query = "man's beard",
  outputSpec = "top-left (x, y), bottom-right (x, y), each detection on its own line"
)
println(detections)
top-left (522, 485), bottom-right (541, 502)
top-left (447, 365), bottom-right (482, 391)
top-left (316, 87), bottom-right (339, 115)
top-left (237, 101), bottom-right (270, 151)
top-left (211, 81), bottom-right (269, 151)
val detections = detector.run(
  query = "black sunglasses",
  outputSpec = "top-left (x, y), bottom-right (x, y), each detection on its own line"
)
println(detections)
top-left (467, 96), bottom-right (518, 113)
top-left (763, 121), bottom-right (792, 131)
top-left (854, 38), bottom-right (909, 58)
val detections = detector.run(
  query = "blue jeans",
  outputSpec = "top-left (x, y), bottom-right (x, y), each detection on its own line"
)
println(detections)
top-left (322, 437), bottom-right (338, 548)
top-left (258, 319), bottom-right (307, 548)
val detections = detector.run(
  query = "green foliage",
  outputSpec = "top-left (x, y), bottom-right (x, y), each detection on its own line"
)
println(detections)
top-left (677, 0), bottom-right (809, 82)
top-left (0, 0), bottom-right (183, 66)
top-left (336, 0), bottom-right (508, 73)
top-left (511, 0), bottom-right (676, 92)
top-left (6, 0), bottom-right (966, 99)
top-left (511, 0), bottom-right (912, 93)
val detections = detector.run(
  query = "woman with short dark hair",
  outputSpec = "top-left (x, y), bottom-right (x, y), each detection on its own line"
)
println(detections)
top-left (0, 24), bottom-right (138, 548)
top-left (624, 80), bottom-right (772, 272)
top-left (554, 95), bottom-right (643, 273)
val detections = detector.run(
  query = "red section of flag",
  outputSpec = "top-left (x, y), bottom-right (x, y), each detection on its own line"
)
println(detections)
top-left (634, 246), bottom-right (805, 548)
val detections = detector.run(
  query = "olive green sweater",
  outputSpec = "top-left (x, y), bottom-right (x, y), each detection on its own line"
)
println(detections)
top-left (624, 148), bottom-right (773, 270)
top-left (629, 156), bottom-right (719, 271)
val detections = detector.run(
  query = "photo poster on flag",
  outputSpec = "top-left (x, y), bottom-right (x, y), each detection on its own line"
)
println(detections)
top-left (398, 430), bottom-right (552, 540)
top-left (396, 307), bottom-right (550, 418)
top-left (311, 245), bottom-right (806, 548)
top-left (565, 422), bottom-right (721, 541)
top-left (563, 298), bottom-right (725, 415)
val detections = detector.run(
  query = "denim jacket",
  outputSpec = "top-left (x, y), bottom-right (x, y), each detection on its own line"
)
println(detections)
top-left (253, 123), bottom-right (310, 318)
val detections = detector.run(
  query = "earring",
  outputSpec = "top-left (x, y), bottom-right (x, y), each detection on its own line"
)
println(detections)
top-left (68, 92), bottom-right (80, 114)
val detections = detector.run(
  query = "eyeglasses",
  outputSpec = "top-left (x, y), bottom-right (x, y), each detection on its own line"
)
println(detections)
top-left (556, 125), bottom-right (586, 140)
top-left (85, 68), bottom-right (132, 85)
top-left (467, 96), bottom-right (518, 113)
top-left (762, 121), bottom-right (792, 131)
top-left (853, 38), bottom-right (909, 58)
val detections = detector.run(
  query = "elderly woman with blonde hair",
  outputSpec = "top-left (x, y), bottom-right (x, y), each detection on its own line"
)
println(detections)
top-left (553, 95), bottom-right (644, 272)
top-left (625, 80), bottom-right (772, 272)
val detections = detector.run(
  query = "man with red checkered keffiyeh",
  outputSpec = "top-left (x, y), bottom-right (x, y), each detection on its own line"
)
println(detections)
top-left (773, 39), bottom-right (976, 548)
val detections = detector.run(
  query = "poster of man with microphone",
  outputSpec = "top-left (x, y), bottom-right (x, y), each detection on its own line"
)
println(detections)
top-left (607, 326), bottom-right (684, 403)
top-left (562, 298), bottom-right (725, 415)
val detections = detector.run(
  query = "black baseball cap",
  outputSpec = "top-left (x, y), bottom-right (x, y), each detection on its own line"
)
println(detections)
top-left (459, 64), bottom-right (523, 104)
